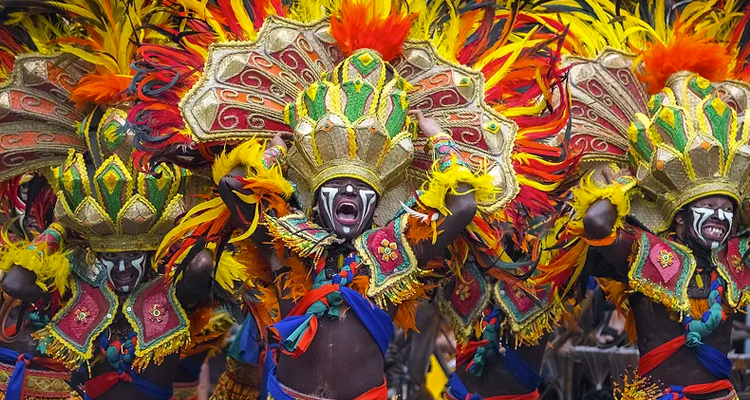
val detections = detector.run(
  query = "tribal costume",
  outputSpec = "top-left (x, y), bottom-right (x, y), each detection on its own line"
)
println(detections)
top-left (0, 2), bottom-right (228, 399)
top-left (126, 1), bottom-right (578, 399)
top-left (0, 10), bottom-right (94, 400)
top-left (534, 0), bottom-right (750, 398)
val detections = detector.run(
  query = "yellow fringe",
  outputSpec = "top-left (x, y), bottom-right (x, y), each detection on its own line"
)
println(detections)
top-left (130, 329), bottom-right (191, 372)
top-left (437, 297), bottom-right (477, 344)
top-left (510, 295), bottom-right (566, 347)
top-left (33, 326), bottom-right (90, 369)
top-left (613, 370), bottom-right (663, 400)
top-left (127, 285), bottom-right (192, 372)
top-left (419, 160), bottom-right (497, 216)
top-left (0, 226), bottom-right (72, 295)
top-left (265, 213), bottom-right (339, 262)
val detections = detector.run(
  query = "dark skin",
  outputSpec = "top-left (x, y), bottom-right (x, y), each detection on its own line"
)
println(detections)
top-left (1, 250), bottom-right (213, 400)
top-left (203, 113), bottom-right (477, 398)
top-left (456, 335), bottom-right (549, 397)
top-left (583, 170), bottom-right (736, 397)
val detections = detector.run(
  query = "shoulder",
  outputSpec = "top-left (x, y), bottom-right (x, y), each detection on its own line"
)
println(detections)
top-left (628, 230), bottom-right (695, 313)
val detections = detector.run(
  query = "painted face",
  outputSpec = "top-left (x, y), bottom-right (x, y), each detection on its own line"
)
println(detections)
top-left (683, 195), bottom-right (735, 250)
top-left (97, 251), bottom-right (150, 293)
top-left (316, 177), bottom-right (378, 240)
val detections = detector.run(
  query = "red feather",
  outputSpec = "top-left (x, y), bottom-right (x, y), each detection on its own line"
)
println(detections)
top-left (329, 1), bottom-right (414, 61)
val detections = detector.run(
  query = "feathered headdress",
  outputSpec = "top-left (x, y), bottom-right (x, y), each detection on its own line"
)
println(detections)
top-left (534, 0), bottom-right (750, 292)
top-left (130, 0), bottom-right (579, 342)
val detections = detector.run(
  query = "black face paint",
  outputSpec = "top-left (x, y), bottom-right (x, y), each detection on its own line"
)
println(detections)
top-left (98, 252), bottom-right (150, 293)
top-left (317, 177), bottom-right (378, 240)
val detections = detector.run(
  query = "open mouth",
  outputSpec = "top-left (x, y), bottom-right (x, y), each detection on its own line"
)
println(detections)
top-left (701, 224), bottom-right (728, 242)
top-left (335, 201), bottom-right (359, 225)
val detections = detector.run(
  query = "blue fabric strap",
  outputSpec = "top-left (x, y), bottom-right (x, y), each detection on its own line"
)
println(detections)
top-left (0, 348), bottom-right (33, 400)
top-left (339, 286), bottom-right (393, 355)
top-left (503, 347), bottom-right (542, 390)
top-left (447, 373), bottom-right (483, 400)
top-left (693, 342), bottom-right (732, 379)
top-left (267, 366), bottom-right (296, 400)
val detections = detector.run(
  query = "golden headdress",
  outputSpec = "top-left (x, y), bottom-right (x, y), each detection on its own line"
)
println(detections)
top-left (628, 73), bottom-right (750, 231)
top-left (175, 5), bottom-right (519, 225)
top-left (551, 0), bottom-right (750, 232)
top-left (50, 149), bottom-right (189, 252)
top-left (283, 49), bottom-right (414, 197)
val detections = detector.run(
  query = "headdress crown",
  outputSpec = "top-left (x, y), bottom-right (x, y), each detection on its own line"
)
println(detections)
top-left (50, 150), bottom-right (189, 252)
top-left (628, 73), bottom-right (750, 226)
top-left (283, 49), bottom-right (414, 194)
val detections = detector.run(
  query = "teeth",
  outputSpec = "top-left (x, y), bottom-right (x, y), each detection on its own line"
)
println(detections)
top-left (704, 227), bottom-right (725, 236)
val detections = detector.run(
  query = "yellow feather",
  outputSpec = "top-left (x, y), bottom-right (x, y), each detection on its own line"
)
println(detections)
top-left (230, 0), bottom-right (256, 38)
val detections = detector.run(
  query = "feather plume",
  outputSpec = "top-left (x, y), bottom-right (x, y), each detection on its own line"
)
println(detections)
top-left (329, 0), bottom-right (414, 61)
top-left (638, 28), bottom-right (732, 93)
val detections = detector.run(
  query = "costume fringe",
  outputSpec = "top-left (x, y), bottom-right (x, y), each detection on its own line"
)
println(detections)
top-left (126, 285), bottom-right (192, 372)
top-left (33, 326), bottom-right (90, 370)
top-left (613, 370), bottom-right (662, 400)
top-left (510, 296), bottom-right (565, 347)
top-left (130, 326), bottom-right (191, 372)
top-left (371, 269), bottom-right (427, 309)
top-left (265, 214), bottom-right (339, 262)
top-left (438, 296), bottom-right (477, 344)
top-left (209, 358), bottom-right (261, 400)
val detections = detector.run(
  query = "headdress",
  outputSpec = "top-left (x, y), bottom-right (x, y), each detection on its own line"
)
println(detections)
top-left (0, 0), bottom-right (193, 251)
top-left (50, 148), bottom-right (189, 252)
top-left (132, 0), bottom-right (578, 342)
top-left (159, 2), bottom-right (521, 225)
top-left (550, 0), bottom-right (750, 232)
top-left (283, 48), bottom-right (414, 197)
top-left (0, 53), bottom-right (92, 181)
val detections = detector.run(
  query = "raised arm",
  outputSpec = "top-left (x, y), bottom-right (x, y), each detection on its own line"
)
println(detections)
top-left (577, 169), bottom-right (636, 276)
top-left (217, 135), bottom-right (289, 253)
top-left (175, 249), bottom-right (214, 310)
top-left (2, 266), bottom-right (44, 303)
top-left (406, 112), bottom-right (478, 266)
top-left (0, 223), bottom-right (65, 302)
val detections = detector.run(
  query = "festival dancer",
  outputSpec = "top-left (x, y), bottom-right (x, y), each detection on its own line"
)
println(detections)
top-left (0, 2), bottom-right (234, 399)
top-left (0, 13), bottom-right (93, 400)
top-left (545, 0), bottom-right (750, 397)
top-left (126, 1), bottom-right (578, 398)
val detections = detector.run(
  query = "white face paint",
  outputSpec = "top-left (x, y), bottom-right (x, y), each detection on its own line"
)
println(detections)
top-left (357, 189), bottom-right (377, 232)
top-left (99, 254), bottom-right (146, 293)
top-left (320, 187), bottom-right (337, 225)
top-left (691, 207), bottom-right (733, 249)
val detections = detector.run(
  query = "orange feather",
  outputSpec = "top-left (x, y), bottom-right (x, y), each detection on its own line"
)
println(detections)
top-left (638, 29), bottom-right (732, 94)
top-left (329, 1), bottom-right (414, 61)
top-left (71, 73), bottom-right (132, 106)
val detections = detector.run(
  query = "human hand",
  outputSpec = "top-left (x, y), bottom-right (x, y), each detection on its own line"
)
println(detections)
top-left (410, 110), bottom-right (443, 138)
top-left (268, 133), bottom-right (287, 151)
